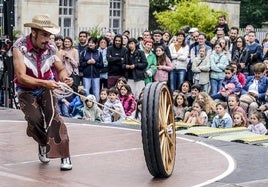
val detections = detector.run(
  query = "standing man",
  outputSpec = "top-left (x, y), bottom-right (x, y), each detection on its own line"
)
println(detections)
top-left (76, 31), bottom-right (90, 83)
top-left (229, 26), bottom-right (239, 58)
top-left (13, 15), bottom-right (73, 170)
top-left (152, 29), bottom-right (172, 60)
top-left (246, 31), bottom-right (262, 75)
top-left (106, 34), bottom-right (128, 88)
top-left (76, 31), bottom-right (90, 54)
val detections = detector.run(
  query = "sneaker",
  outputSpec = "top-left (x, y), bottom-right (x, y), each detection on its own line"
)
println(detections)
top-left (38, 145), bottom-right (50, 164)
top-left (60, 157), bottom-right (72, 171)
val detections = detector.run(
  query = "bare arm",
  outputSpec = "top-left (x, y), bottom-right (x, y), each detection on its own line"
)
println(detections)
top-left (13, 48), bottom-right (72, 89)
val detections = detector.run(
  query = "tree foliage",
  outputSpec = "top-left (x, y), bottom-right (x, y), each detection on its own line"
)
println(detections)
top-left (149, 0), bottom-right (177, 30)
top-left (237, 0), bottom-right (268, 28)
top-left (153, 0), bottom-right (227, 39)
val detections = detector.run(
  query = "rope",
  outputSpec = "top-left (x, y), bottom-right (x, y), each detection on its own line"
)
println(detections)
top-left (54, 82), bottom-right (141, 124)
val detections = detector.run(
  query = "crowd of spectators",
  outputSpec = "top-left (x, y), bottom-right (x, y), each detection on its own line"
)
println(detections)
top-left (47, 15), bottom-right (268, 134)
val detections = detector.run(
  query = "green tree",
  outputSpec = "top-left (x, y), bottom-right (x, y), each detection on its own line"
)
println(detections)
top-left (236, 0), bottom-right (268, 28)
top-left (153, 0), bottom-right (226, 39)
top-left (149, 0), bottom-right (177, 30)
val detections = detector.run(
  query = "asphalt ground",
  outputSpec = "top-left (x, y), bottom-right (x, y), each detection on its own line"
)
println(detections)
top-left (1, 107), bottom-right (268, 186)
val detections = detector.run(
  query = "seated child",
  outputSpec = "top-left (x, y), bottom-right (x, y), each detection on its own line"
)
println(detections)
top-left (248, 111), bottom-right (267, 135)
top-left (62, 89), bottom-right (87, 119)
top-left (173, 93), bottom-right (189, 121)
top-left (119, 84), bottom-right (136, 116)
top-left (212, 102), bottom-right (233, 128)
top-left (82, 94), bottom-right (102, 122)
top-left (131, 99), bottom-right (142, 122)
top-left (102, 87), bottom-right (126, 123)
top-left (183, 100), bottom-right (208, 125)
top-left (212, 65), bottom-right (242, 102)
top-left (232, 112), bottom-right (247, 127)
top-left (227, 94), bottom-right (248, 126)
top-left (98, 88), bottom-right (108, 110)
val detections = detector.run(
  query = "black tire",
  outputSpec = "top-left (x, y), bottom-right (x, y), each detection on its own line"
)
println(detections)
top-left (141, 82), bottom-right (176, 178)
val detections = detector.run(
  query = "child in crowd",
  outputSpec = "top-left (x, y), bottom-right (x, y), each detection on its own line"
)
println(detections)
top-left (154, 46), bottom-right (174, 82)
top-left (248, 112), bottom-right (267, 135)
top-left (172, 90), bottom-right (180, 101)
top-left (210, 42), bottom-right (229, 95)
top-left (196, 92), bottom-right (217, 126)
top-left (102, 88), bottom-right (126, 123)
top-left (183, 100), bottom-right (208, 125)
top-left (230, 62), bottom-right (246, 87)
top-left (132, 99), bottom-right (143, 122)
top-left (173, 93), bottom-right (189, 121)
top-left (114, 77), bottom-right (127, 92)
top-left (82, 94), bottom-right (102, 122)
top-left (212, 102), bottom-right (233, 128)
top-left (214, 14), bottom-right (229, 36)
top-left (178, 81), bottom-right (191, 97)
top-left (119, 84), bottom-right (136, 116)
top-left (212, 65), bottom-right (242, 102)
top-left (62, 89), bottom-right (87, 119)
top-left (98, 88), bottom-right (108, 110)
top-left (227, 94), bottom-right (248, 125)
top-left (187, 84), bottom-right (202, 107)
top-left (232, 112), bottom-right (247, 127)
top-left (192, 46), bottom-right (210, 93)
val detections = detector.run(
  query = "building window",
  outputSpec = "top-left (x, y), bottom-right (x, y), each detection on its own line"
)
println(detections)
top-left (59, 0), bottom-right (74, 37)
top-left (109, 0), bottom-right (122, 34)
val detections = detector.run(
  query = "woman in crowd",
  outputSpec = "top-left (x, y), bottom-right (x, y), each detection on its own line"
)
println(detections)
top-left (210, 42), bottom-right (229, 95)
top-left (98, 36), bottom-right (110, 89)
top-left (231, 36), bottom-right (250, 76)
top-left (168, 31), bottom-right (189, 92)
top-left (80, 37), bottom-right (104, 101)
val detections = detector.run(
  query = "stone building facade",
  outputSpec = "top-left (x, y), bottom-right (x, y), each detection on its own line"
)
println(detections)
top-left (205, 0), bottom-right (241, 28)
top-left (14, 0), bottom-right (149, 39)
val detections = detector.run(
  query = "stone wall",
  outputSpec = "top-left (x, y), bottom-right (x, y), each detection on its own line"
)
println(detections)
top-left (205, 0), bottom-right (241, 28)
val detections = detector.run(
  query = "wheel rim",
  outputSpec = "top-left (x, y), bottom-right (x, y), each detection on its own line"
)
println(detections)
top-left (158, 85), bottom-right (176, 175)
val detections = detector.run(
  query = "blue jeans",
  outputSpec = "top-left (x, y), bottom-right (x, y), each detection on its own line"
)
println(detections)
top-left (169, 69), bottom-right (186, 93)
top-left (211, 93), bottom-right (227, 102)
top-left (83, 77), bottom-right (100, 101)
top-left (210, 78), bottom-right (223, 96)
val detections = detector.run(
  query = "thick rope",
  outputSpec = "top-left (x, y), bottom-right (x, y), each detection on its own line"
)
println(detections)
top-left (53, 82), bottom-right (141, 124)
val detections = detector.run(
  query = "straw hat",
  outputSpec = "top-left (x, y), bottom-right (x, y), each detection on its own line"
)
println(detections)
top-left (24, 14), bottom-right (60, 35)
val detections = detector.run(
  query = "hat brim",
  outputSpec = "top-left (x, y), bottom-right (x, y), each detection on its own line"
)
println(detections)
top-left (24, 23), bottom-right (60, 35)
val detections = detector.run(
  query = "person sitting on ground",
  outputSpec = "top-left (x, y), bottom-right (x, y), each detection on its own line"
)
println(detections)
top-left (178, 81), bottom-right (191, 97)
top-left (62, 89), bottom-right (87, 119)
top-left (211, 65), bottom-right (242, 102)
top-left (102, 87), bottom-right (125, 123)
top-left (187, 84), bottom-right (201, 107)
top-left (232, 112), bottom-right (247, 127)
top-left (82, 94), bottom-right (102, 122)
top-left (98, 88), bottom-right (108, 110)
top-left (227, 94), bottom-right (248, 126)
top-left (212, 102), bottom-right (233, 128)
top-left (248, 111), bottom-right (267, 135)
top-left (239, 63), bottom-right (268, 117)
top-left (131, 99), bottom-right (143, 122)
top-left (119, 84), bottom-right (136, 117)
top-left (196, 92), bottom-right (217, 126)
top-left (173, 93), bottom-right (189, 121)
top-left (183, 100), bottom-right (208, 125)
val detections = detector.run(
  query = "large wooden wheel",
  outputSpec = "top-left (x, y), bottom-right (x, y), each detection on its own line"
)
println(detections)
top-left (141, 82), bottom-right (176, 178)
